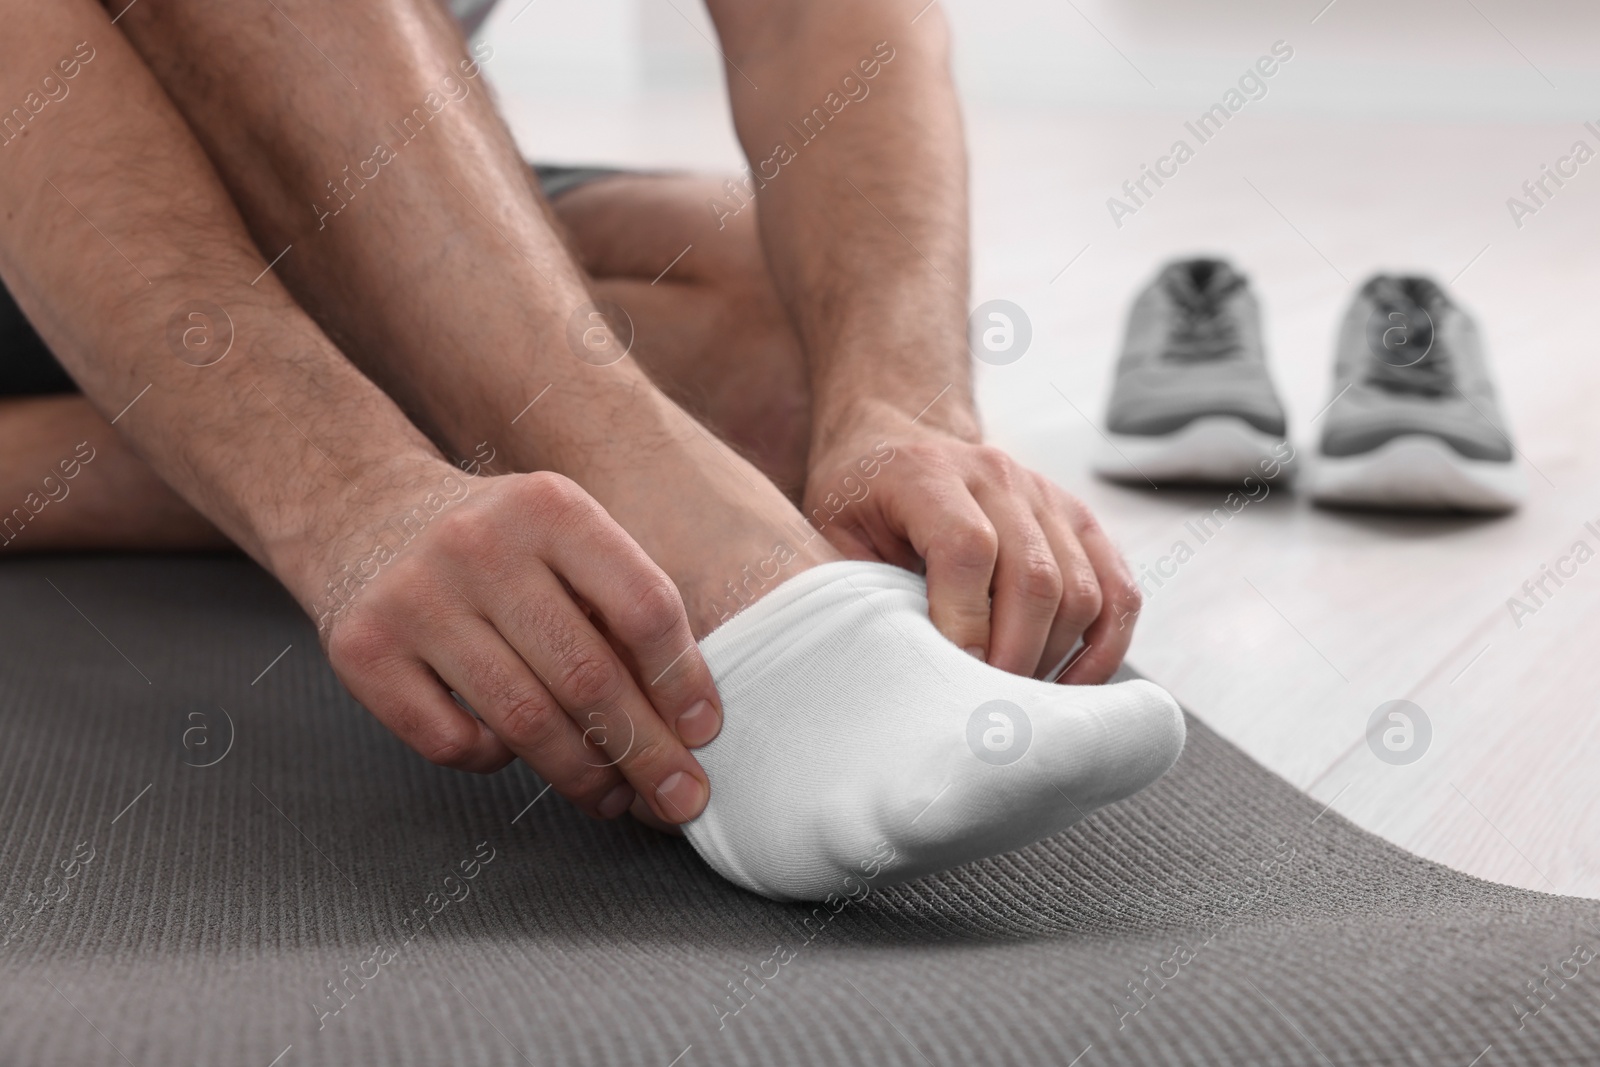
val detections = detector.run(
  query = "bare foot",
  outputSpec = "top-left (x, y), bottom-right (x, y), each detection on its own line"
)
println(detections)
top-left (506, 384), bottom-right (842, 638)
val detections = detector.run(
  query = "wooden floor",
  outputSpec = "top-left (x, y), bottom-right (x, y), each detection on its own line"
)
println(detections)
top-left (489, 55), bottom-right (1600, 897)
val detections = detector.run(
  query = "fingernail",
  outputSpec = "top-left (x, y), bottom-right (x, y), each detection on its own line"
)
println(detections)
top-left (965, 645), bottom-right (987, 661)
top-left (654, 770), bottom-right (706, 822)
top-left (676, 699), bottom-right (721, 747)
top-left (598, 783), bottom-right (634, 819)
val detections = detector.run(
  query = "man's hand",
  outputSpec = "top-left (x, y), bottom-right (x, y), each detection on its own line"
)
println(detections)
top-left (804, 406), bottom-right (1140, 685)
top-left (0, 1), bottom-right (721, 823)
top-left (701, 1), bottom-right (1139, 678)
top-left (701, 0), bottom-right (1139, 681)
top-left (313, 469), bottom-right (721, 824)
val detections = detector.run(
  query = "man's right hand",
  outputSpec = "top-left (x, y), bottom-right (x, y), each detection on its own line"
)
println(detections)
top-left (308, 469), bottom-right (721, 824)
top-left (1, 0), bottom-right (726, 825)
top-left (2, 0), bottom-right (718, 826)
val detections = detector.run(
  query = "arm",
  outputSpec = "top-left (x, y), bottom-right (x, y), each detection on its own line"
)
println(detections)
top-left (705, 0), bottom-right (1142, 682)
top-left (0, 0), bottom-right (720, 822)
top-left (700, 2), bottom-right (974, 442)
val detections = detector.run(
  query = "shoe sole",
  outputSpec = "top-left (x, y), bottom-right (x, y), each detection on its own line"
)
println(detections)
top-left (1094, 416), bottom-right (1294, 486)
top-left (1308, 434), bottom-right (1525, 513)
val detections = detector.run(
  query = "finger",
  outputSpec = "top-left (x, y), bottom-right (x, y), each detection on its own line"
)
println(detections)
top-left (1043, 482), bottom-right (1139, 685)
top-left (1025, 490), bottom-right (1103, 679)
top-left (902, 476), bottom-right (998, 658)
top-left (970, 480), bottom-right (1061, 676)
top-left (485, 563), bottom-right (709, 825)
top-left (807, 470), bottom-right (922, 572)
top-left (327, 638), bottom-right (514, 774)
top-left (423, 613), bottom-right (635, 818)
top-left (518, 474), bottom-right (723, 749)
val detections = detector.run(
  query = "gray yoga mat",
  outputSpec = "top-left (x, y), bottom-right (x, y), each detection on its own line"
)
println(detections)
top-left (1, 554), bottom-right (1596, 1066)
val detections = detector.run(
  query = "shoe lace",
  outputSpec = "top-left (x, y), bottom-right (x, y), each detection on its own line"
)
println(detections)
top-left (1361, 277), bottom-right (1455, 396)
top-left (1163, 266), bottom-right (1244, 362)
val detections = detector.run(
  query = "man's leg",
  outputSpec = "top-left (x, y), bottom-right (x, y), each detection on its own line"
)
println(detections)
top-left (0, 395), bottom-right (227, 551)
top-left (546, 174), bottom-right (812, 497)
top-left (1, 272), bottom-right (223, 548)
top-left (0, 171), bottom-right (808, 549)
top-left (110, 0), bottom-right (835, 634)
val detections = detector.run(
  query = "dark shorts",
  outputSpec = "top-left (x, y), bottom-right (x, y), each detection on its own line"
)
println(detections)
top-left (0, 163), bottom-right (624, 397)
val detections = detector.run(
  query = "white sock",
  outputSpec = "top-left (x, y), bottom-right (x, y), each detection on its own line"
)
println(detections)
top-left (685, 560), bottom-right (1186, 902)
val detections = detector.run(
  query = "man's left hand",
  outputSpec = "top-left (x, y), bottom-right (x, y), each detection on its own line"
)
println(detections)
top-left (803, 405), bottom-right (1141, 684)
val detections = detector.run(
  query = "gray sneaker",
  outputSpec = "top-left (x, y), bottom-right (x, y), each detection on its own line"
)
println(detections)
top-left (1308, 274), bottom-right (1524, 512)
top-left (1095, 258), bottom-right (1295, 485)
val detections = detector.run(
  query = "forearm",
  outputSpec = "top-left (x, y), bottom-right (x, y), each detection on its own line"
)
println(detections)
top-left (0, 0), bottom-right (442, 604)
top-left (708, 0), bottom-right (977, 444)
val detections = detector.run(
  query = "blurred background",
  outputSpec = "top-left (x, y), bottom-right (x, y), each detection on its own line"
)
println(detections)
top-left (479, 0), bottom-right (1600, 898)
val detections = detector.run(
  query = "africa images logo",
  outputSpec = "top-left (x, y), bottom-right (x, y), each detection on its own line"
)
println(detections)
top-left (966, 700), bottom-right (1032, 766)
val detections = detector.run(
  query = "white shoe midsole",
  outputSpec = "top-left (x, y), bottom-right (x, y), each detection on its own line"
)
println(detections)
top-left (1094, 416), bottom-right (1296, 485)
top-left (1308, 434), bottom-right (1525, 512)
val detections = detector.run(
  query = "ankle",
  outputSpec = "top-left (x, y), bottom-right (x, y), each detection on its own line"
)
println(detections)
top-left (453, 358), bottom-right (845, 636)
top-left (688, 530), bottom-right (839, 636)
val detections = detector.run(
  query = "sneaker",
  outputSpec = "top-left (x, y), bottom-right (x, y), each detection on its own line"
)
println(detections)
top-left (1094, 258), bottom-right (1295, 485)
top-left (1307, 274), bottom-right (1524, 513)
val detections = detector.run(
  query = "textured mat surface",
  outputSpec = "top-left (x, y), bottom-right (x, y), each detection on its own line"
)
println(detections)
top-left (1, 555), bottom-right (1596, 1067)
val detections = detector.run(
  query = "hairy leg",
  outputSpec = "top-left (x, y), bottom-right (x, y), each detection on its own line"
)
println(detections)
top-left (0, 171), bottom-right (810, 553)
top-left (547, 174), bottom-right (811, 497)
top-left (110, 0), bottom-right (835, 634)
top-left (0, 172), bottom-right (808, 553)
